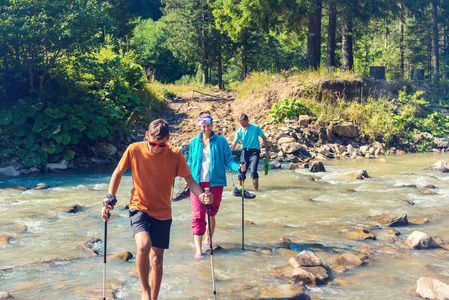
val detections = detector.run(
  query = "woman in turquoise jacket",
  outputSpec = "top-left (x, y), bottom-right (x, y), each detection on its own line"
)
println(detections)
top-left (188, 111), bottom-right (243, 258)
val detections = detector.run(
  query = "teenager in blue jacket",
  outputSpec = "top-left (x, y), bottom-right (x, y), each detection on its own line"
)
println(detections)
top-left (188, 111), bottom-right (245, 258)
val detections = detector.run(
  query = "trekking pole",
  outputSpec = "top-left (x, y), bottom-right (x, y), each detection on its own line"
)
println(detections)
top-left (229, 169), bottom-right (235, 187)
top-left (103, 199), bottom-right (108, 300)
top-left (204, 188), bottom-right (217, 300)
top-left (240, 167), bottom-right (245, 251)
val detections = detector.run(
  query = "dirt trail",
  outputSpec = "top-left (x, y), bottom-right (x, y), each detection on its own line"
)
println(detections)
top-left (157, 91), bottom-right (242, 147)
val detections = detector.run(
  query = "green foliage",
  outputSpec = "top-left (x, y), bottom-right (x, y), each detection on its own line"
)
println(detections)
top-left (130, 18), bottom-right (194, 83)
top-left (268, 97), bottom-right (313, 123)
top-left (0, 98), bottom-right (110, 167)
top-left (0, 37), bottom-right (162, 168)
top-left (161, 88), bottom-right (177, 100)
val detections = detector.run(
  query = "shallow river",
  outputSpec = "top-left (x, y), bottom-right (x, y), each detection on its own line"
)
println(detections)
top-left (1, 152), bottom-right (449, 299)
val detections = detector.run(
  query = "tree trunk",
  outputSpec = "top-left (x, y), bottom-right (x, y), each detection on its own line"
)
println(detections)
top-left (217, 43), bottom-right (223, 90)
top-left (431, 1), bottom-right (439, 81)
top-left (326, 1), bottom-right (336, 69)
top-left (305, 0), bottom-right (323, 70)
top-left (202, 65), bottom-right (208, 87)
top-left (242, 43), bottom-right (248, 80)
top-left (201, 3), bottom-right (209, 87)
top-left (400, 7), bottom-right (404, 78)
top-left (341, 12), bottom-right (353, 71)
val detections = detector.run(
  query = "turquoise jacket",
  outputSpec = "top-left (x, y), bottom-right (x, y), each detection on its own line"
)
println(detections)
top-left (188, 131), bottom-right (240, 187)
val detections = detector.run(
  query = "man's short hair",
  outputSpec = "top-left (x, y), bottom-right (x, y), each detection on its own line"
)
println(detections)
top-left (199, 111), bottom-right (211, 117)
top-left (148, 119), bottom-right (170, 139)
top-left (238, 113), bottom-right (249, 121)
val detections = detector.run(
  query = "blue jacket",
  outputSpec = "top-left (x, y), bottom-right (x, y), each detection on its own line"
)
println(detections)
top-left (188, 131), bottom-right (239, 187)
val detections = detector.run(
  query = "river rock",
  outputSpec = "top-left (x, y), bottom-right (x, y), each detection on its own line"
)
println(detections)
top-left (291, 266), bottom-right (329, 286)
top-left (107, 251), bottom-right (133, 262)
top-left (344, 229), bottom-right (376, 240)
top-left (259, 284), bottom-right (305, 299)
top-left (64, 205), bottom-right (81, 213)
top-left (333, 252), bottom-right (367, 268)
top-left (46, 163), bottom-right (68, 171)
top-left (95, 142), bottom-right (117, 156)
top-left (415, 277), bottom-right (449, 300)
top-left (269, 160), bottom-right (281, 169)
top-left (427, 160), bottom-right (449, 172)
top-left (34, 183), bottom-right (50, 190)
top-left (288, 250), bottom-right (322, 268)
top-left (0, 292), bottom-right (13, 300)
top-left (278, 248), bottom-right (300, 257)
top-left (368, 213), bottom-right (408, 227)
top-left (280, 142), bottom-right (302, 154)
top-left (0, 185), bottom-right (32, 191)
top-left (406, 231), bottom-right (441, 250)
top-left (421, 188), bottom-right (438, 195)
top-left (339, 170), bottom-right (369, 180)
top-left (0, 235), bottom-right (13, 245)
top-left (310, 161), bottom-right (325, 172)
top-left (332, 122), bottom-right (358, 138)
top-left (278, 137), bottom-right (297, 145)
top-left (0, 166), bottom-right (19, 177)
top-left (434, 138), bottom-right (449, 148)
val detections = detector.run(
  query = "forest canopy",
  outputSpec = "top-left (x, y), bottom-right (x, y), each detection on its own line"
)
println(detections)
top-left (0, 0), bottom-right (448, 167)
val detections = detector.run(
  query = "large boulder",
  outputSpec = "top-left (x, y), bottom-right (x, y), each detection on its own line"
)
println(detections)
top-left (415, 277), bottom-right (449, 300)
top-left (406, 231), bottom-right (441, 250)
top-left (333, 122), bottom-right (358, 138)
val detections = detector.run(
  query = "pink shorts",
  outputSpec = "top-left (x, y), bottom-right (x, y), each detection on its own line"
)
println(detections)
top-left (190, 182), bottom-right (223, 236)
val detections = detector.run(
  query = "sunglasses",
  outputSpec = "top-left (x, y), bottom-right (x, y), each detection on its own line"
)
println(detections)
top-left (148, 141), bottom-right (167, 148)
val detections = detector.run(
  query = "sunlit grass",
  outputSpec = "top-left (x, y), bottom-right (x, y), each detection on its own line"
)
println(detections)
top-left (231, 71), bottom-right (274, 99)
top-left (151, 81), bottom-right (218, 95)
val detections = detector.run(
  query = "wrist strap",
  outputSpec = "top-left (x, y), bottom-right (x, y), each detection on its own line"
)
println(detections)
top-left (103, 194), bottom-right (117, 207)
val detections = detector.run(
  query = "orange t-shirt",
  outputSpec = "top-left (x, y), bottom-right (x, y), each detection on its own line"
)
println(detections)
top-left (117, 142), bottom-right (191, 220)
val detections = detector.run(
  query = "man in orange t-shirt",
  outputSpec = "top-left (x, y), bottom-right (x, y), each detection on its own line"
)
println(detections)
top-left (101, 119), bottom-right (213, 300)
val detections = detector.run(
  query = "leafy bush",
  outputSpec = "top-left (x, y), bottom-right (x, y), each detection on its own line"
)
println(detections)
top-left (268, 97), bottom-right (313, 122)
top-left (0, 41), bottom-right (162, 168)
top-left (161, 88), bottom-right (177, 100)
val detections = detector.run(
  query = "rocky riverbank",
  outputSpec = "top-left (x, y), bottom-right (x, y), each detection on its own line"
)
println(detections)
top-left (1, 77), bottom-right (449, 177)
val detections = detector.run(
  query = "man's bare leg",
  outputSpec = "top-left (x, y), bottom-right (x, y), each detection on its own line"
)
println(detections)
top-left (150, 247), bottom-right (165, 300)
top-left (135, 231), bottom-right (152, 300)
top-left (252, 178), bottom-right (259, 190)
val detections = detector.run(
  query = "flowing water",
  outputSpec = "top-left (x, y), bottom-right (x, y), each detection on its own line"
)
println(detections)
top-left (1, 152), bottom-right (449, 299)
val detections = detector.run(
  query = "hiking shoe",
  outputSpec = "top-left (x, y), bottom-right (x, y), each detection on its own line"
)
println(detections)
top-left (232, 187), bottom-right (256, 199)
top-left (172, 187), bottom-right (190, 202)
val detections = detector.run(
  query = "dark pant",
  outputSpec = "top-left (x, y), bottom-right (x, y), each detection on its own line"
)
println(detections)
top-left (238, 149), bottom-right (260, 181)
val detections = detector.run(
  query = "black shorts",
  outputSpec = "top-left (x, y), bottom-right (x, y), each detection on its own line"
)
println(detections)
top-left (129, 208), bottom-right (172, 249)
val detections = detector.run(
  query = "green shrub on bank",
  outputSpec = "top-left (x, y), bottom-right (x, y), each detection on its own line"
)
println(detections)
top-left (269, 90), bottom-right (449, 150)
top-left (0, 42), bottom-right (162, 168)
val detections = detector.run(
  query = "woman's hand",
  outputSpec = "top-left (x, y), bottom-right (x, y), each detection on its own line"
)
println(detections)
top-left (201, 188), bottom-right (214, 205)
